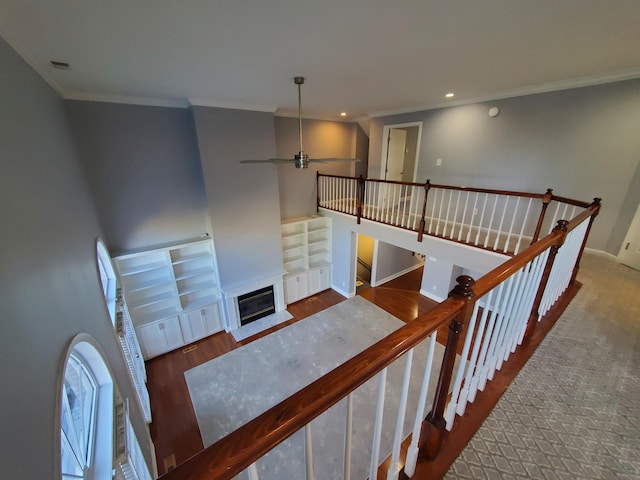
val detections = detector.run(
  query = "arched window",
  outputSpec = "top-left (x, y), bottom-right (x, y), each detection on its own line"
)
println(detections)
top-left (59, 336), bottom-right (113, 479)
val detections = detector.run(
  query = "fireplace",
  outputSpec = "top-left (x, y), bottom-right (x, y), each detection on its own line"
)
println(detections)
top-left (237, 286), bottom-right (276, 326)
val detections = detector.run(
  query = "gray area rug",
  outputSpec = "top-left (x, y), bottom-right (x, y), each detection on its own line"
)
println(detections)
top-left (185, 295), bottom-right (445, 479)
top-left (447, 253), bottom-right (640, 479)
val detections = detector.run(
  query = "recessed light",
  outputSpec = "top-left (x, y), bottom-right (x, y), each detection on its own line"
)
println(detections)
top-left (445, 92), bottom-right (454, 98)
top-left (50, 60), bottom-right (71, 70)
top-left (340, 112), bottom-right (347, 117)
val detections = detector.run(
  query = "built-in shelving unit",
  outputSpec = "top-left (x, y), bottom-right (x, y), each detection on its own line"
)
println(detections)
top-left (281, 217), bottom-right (332, 304)
top-left (114, 238), bottom-right (224, 359)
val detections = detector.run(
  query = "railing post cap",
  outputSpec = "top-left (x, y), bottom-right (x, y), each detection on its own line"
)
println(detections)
top-left (449, 275), bottom-right (476, 299)
top-left (554, 219), bottom-right (569, 231)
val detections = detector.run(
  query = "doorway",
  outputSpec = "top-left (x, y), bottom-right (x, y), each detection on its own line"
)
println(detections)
top-left (356, 234), bottom-right (374, 292)
top-left (619, 202), bottom-right (640, 271)
top-left (380, 122), bottom-right (422, 182)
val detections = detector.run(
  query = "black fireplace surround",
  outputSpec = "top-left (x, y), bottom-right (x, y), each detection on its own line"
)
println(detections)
top-left (237, 286), bottom-right (276, 326)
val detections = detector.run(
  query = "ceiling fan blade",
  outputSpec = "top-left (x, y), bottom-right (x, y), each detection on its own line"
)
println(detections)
top-left (240, 158), bottom-right (296, 164)
top-left (306, 158), bottom-right (358, 165)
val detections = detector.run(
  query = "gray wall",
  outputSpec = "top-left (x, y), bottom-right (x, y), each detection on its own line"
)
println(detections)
top-left (373, 240), bottom-right (422, 285)
top-left (368, 79), bottom-right (640, 253)
top-left (276, 117), bottom-right (364, 220)
top-left (0, 37), bottom-right (150, 478)
top-left (65, 101), bottom-right (210, 253)
top-left (193, 107), bottom-right (284, 291)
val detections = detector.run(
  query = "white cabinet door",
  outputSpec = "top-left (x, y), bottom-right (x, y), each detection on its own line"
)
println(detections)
top-left (136, 316), bottom-right (183, 360)
top-left (179, 303), bottom-right (223, 344)
top-left (309, 265), bottom-right (331, 295)
top-left (284, 273), bottom-right (308, 305)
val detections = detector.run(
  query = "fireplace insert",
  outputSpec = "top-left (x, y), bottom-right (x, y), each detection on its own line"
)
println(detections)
top-left (237, 286), bottom-right (276, 326)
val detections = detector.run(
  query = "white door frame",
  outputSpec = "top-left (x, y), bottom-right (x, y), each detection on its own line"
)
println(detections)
top-left (618, 202), bottom-right (640, 270)
top-left (379, 121), bottom-right (423, 182)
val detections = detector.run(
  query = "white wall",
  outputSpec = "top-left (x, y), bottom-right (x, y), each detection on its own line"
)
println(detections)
top-left (372, 240), bottom-right (422, 286)
top-left (368, 79), bottom-right (640, 254)
top-left (328, 210), bottom-right (506, 299)
top-left (0, 36), bottom-right (151, 479)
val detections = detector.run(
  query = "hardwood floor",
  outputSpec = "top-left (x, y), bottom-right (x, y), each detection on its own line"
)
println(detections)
top-left (145, 265), bottom-right (569, 478)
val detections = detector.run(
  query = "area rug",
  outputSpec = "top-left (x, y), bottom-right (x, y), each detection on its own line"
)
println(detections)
top-left (185, 295), bottom-right (445, 479)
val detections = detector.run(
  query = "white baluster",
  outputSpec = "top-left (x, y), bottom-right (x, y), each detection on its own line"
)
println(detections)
top-left (401, 185), bottom-right (408, 227)
top-left (475, 193), bottom-right (489, 246)
top-left (456, 289), bottom-right (494, 416)
top-left (493, 195), bottom-right (510, 251)
top-left (466, 192), bottom-right (479, 243)
top-left (483, 194), bottom-right (498, 248)
top-left (343, 393), bottom-right (353, 480)
top-left (443, 189), bottom-right (453, 238)
top-left (248, 462), bottom-right (260, 480)
top-left (451, 190), bottom-right (462, 238)
top-left (386, 350), bottom-right (414, 480)
top-left (305, 423), bottom-right (314, 480)
top-left (514, 198), bottom-right (533, 255)
top-left (548, 202), bottom-right (561, 233)
top-left (473, 281), bottom-right (506, 396)
top-left (503, 196), bottom-right (520, 253)
top-left (369, 368), bottom-right (387, 480)
top-left (428, 188), bottom-right (438, 234)
top-left (458, 191), bottom-right (470, 241)
top-left (445, 301), bottom-right (480, 430)
top-left (488, 271), bottom-right (521, 378)
top-left (405, 333), bottom-right (437, 478)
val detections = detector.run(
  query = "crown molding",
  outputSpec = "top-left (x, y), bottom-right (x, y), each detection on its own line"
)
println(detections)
top-left (64, 91), bottom-right (190, 108)
top-left (188, 97), bottom-right (277, 112)
top-left (368, 69), bottom-right (640, 118)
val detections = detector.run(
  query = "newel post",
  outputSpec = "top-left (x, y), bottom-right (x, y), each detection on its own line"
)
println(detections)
top-left (356, 175), bottom-right (365, 224)
top-left (419, 275), bottom-right (475, 460)
top-left (524, 219), bottom-right (568, 339)
top-left (417, 180), bottom-right (431, 242)
top-left (532, 188), bottom-right (553, 244)
top-left (570, 197), bottom-right (601, 285)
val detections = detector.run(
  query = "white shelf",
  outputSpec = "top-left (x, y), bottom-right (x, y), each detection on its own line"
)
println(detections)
top-left (115, 238), bottom-right (224, 332)
top-left (280, 216), bottom-right (332, 304)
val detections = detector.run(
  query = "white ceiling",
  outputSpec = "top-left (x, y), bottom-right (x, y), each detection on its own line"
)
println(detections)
top-left (1, 1), bottom-right (640, 120)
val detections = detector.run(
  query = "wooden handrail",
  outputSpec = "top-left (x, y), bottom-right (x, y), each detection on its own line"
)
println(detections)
top-left (161, 299), bottom-right (467, 480)
top-left (550, 194), bottom-right (592, 209)
top-left (163, 177), bottom-right (601, 480)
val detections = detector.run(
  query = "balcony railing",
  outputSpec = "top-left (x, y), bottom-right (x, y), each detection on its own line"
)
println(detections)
top-left (161, 175), bottom-right (600, 480)
top-left (317, 174), bottom-right (591, 255)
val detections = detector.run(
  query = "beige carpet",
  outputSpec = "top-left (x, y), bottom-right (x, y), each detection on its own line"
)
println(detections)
top-left (447, 253), bottom-right (640, 479)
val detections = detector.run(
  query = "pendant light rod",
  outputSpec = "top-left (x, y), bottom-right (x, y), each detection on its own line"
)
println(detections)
top-left (294, 76), bottom-right (305, 154)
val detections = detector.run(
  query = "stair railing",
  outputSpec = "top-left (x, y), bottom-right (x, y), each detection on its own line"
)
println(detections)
top-left (161, 196), bottom-right (600, 480)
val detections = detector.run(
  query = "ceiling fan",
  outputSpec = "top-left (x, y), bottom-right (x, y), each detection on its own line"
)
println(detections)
top-left (241, 76), bottom-right (360, 169)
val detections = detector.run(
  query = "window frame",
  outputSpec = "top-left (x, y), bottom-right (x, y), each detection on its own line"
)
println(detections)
top-left (56, 335), bottom-right (114, 480)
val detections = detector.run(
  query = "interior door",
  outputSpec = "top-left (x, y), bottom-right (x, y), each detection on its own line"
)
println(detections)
top-left (385, 128), bottom-right (407, 181)
top-left (618, 202), bottom-right (640, 271)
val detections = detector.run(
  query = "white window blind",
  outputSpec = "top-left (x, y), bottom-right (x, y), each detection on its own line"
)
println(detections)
top-left (114, 400), bottom-right (153, 480)
top-left (116, 293), bottom-right (151, 423)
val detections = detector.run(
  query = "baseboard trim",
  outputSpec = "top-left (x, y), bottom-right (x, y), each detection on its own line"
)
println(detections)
top-left (584, 247), bottom-right (619, 262)
top-left (420, 289), bottom-right (446, 303)
top-left (373, 262), bottom-right (423, 287)
top-left (331, 286), bottom-right (354, 298)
